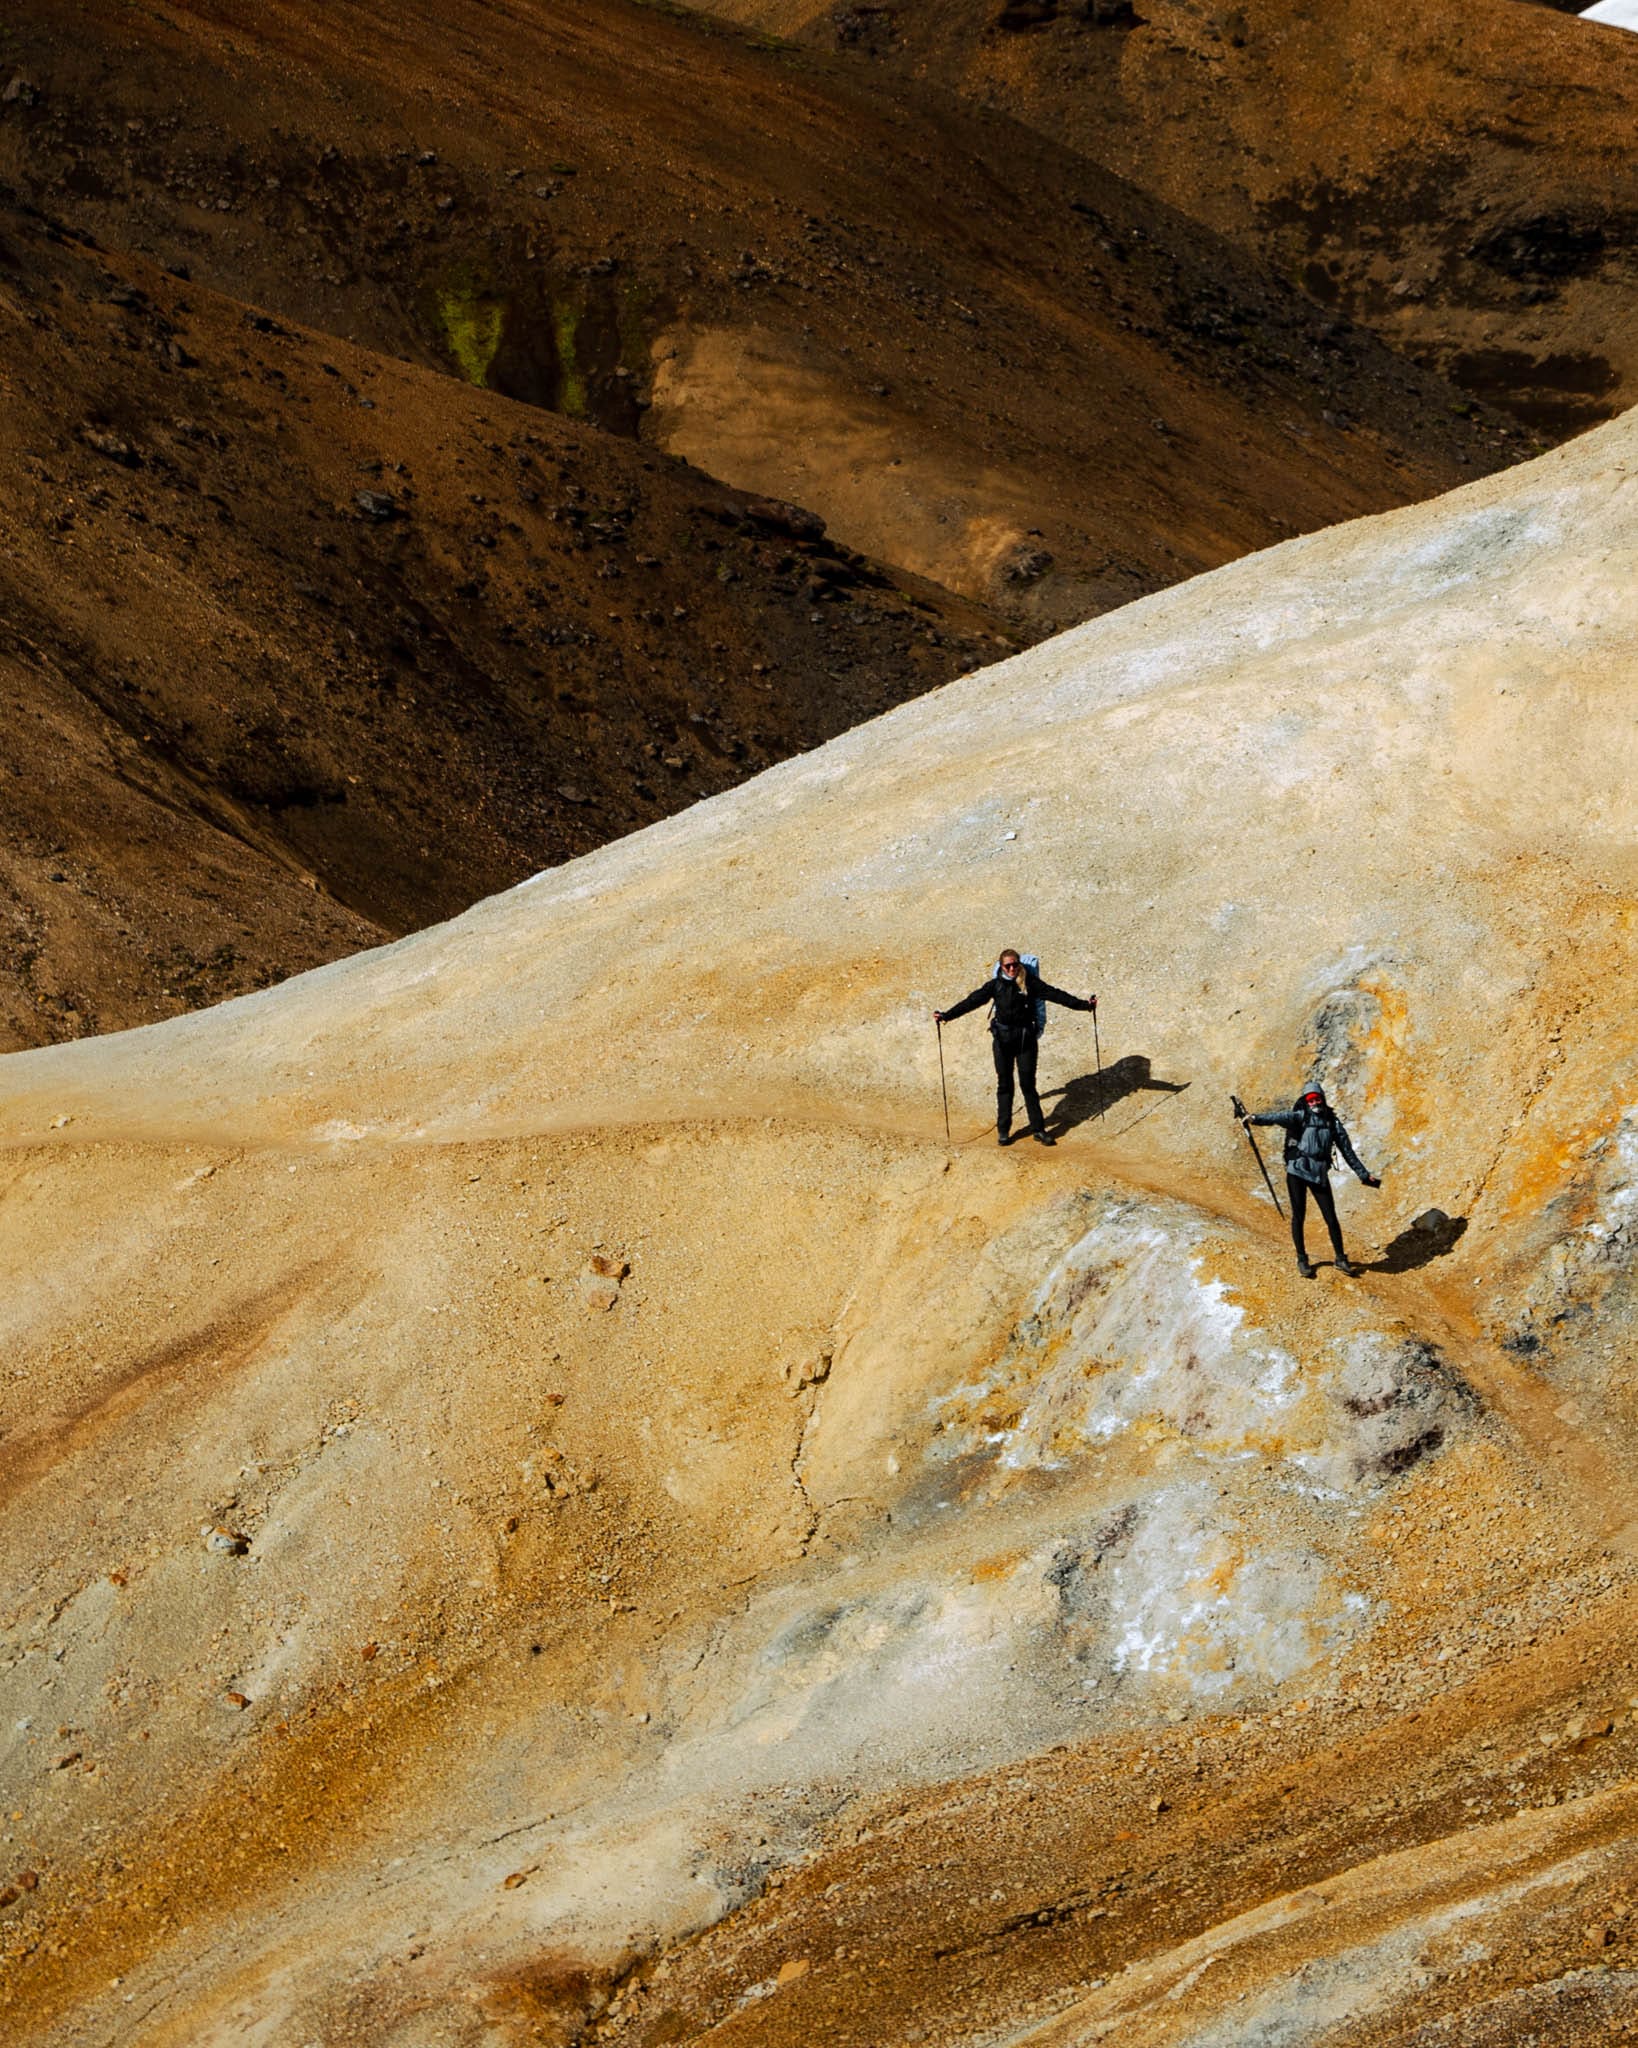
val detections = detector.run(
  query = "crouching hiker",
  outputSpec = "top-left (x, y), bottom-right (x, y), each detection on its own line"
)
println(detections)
top-left (935, 948), bottom-right (1095, 1147)
top-left (1242, 1085), bottom-right (1381, 1277)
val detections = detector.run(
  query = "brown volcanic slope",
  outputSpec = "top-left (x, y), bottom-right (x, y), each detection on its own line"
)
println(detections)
top-left (0, 189), bottom-right (997, 1050)
top-left (0, 0), bottom-right (1522, 638)
top-left (703, 0), bottom-right (1638, 438)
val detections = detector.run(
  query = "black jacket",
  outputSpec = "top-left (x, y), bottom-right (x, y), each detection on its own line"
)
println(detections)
top-left (941, 972), bottom-right (1090, 1039)
top-left (1249, 1103), bottom-right (1371, 1188)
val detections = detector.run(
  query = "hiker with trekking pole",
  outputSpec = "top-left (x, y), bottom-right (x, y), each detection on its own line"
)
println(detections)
top-left (935, 948), bottom-right (1096, 1147)
top-left (1232, 1085), bottom-right (1381, 1277)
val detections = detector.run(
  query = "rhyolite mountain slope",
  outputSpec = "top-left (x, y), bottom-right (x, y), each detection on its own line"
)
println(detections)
top-left (699, 0), bottom-right (1638, 438)
top-left (0, 0), bottom-right (1521, 634)
top-left (2, 408), bottom-right (1637, 2043)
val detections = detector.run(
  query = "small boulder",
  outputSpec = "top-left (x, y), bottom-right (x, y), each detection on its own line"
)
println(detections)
top-left (745, 496), bottom-right (827, 545)
top-left (355, 490), bottom-right (400, 523)
top-left (202, 1525), bottom-right (250, 1556)
top-left (579, 1271), bottom-right (621, 1312)
top-left (80, 426), bottom-right (140, 467)
top-left (1002, 543), bottom-right (1054, 585)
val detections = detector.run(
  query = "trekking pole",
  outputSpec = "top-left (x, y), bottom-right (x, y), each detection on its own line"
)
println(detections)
top-left (1230, 1093), bottom-right (1283, 1217)
top-left (936, 1017), bottom-right (952, 1150)
top-left (1092, 997), bottom-right (1104, 1119)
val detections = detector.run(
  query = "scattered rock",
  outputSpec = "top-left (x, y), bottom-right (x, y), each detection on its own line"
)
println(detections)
top-left (2, 75), bottom-right (41, 106)
top-left (355, 490), bottom-right (401, 522)
top-left (202, 1524), bottom-right (250, 1556)
top-left (223, 1690), bottom-right (250, 1711)
top-left (776, 1958), bottom-right (810, 1985)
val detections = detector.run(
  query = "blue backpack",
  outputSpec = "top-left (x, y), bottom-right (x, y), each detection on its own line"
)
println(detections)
top-left (990, 953), bottom-right (1048, 1036)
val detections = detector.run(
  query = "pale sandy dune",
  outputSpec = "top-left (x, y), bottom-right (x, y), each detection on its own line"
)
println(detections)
top-left (3, 417), bottom-right (1638, 2045)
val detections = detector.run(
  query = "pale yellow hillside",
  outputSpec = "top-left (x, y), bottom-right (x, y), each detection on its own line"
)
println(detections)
top-left (2, 418), bottom-right (1637, 2046)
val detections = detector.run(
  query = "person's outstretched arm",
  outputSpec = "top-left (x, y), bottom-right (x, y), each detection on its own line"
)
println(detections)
top-left (934, 985), bottom-right (992, 1023)
top-left (1333, 1121), bottom-right (1380, 1185)
top-left (1247, 1108), bottom-right (1299, 1129)
top-left (1034, 979), bottom-right (1096, 1011)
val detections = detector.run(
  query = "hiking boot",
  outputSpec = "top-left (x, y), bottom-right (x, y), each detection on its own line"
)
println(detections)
top-left (997, 1131), bottom-right (1015, 1147)
top-left (1336, 1256), bottom-right (1360, 1277)
top-left (1296, 1257), bottom-right (1316, 1280)
top-left (1032, 1130), bottom-right (1055, 1147)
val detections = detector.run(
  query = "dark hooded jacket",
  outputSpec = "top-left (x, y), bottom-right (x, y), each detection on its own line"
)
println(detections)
top-left (1249, 1099), bottom-right (1371, 1188)
top-left (941, 972), bottom-right (1091, 1040)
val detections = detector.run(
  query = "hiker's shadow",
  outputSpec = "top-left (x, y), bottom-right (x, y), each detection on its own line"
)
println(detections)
top-left (1043, 1055), bottom-right (1188, 1137)
top-left (1369, 1210), bottom-right (1468, 1273)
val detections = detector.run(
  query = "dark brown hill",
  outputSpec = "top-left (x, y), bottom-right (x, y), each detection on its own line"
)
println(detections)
top-left (0, 0), bottom-right (1519, 636)
top-left (0, 191), bottom-right (995, 1049)
top-left (707, 0), bottom-right (1638, 437)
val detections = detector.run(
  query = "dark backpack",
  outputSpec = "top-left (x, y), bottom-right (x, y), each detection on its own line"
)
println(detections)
top-left (989, 954), bottom-right (1048, 1037)
top-left (1284, 1098), bottom-right (1335, 1169)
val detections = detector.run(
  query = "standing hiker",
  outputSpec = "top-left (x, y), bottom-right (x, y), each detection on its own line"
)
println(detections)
top-left (935, 949), bottom-right (1095, 1146)
top-left (1241, 1085), bottom-right (1381, 1277)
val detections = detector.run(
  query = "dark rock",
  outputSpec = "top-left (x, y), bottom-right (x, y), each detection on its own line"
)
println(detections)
top-left (1002, 543), bottom-right (1054, 584)
top-left (745, 496), bottom-right (827, 544)
top-left (80, 426), bottom-right (140, 466)
top-left (355, 490), bottom-right (400, 522)
top-left (2, 75), bottom-right (42, 107)
top-left (1472, 214), bottom-right (1607, 283)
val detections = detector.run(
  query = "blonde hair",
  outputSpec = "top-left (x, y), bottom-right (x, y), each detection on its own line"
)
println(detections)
top-left (999, 948), bottom-right (1029, 996)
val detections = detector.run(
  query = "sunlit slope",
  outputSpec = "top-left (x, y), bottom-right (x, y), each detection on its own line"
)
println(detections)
top-left (3, 412), bottom-right (1631, 1175)
top-left (2, 417), bottom-right (1638, 2046)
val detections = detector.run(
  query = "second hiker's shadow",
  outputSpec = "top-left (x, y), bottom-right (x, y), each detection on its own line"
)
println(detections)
top-left (1043, 1055), bottom-right (1188, 1137)
top-left (1369, 1209), bottom-right (1469, 1273)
